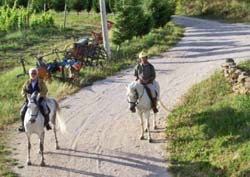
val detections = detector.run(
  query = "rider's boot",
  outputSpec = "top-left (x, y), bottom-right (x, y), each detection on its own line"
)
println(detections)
top-left (44, 113), bottom-right (52, 130)
top-left (152, 98), bottom-right (159, 113)
top-left (18, 114), bottom-right (25, 132)
top-left (40, 108), bottom-right (52, 130)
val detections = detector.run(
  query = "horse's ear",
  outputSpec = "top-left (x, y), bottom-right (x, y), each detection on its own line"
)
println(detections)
top-left (33, 91), bottom-right (38, 96)
top-left (27, 94), bottom-right (31, 101)
top-left (36, 93), bottom-right (40, 103)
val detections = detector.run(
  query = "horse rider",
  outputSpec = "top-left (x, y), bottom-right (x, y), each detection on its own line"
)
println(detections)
top-left (18, 68), bottom-right (52, 132)
top-left (133, 51), bottom-right (159, 113)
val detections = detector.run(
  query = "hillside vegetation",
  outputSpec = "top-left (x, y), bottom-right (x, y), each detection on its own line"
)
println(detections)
top-left (166, 61), bottom-right (250, 177)
top-left (176, 0), bottom-right (250, 22)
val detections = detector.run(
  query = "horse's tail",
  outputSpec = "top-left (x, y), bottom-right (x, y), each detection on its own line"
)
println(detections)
top-left (158, 99), bottom-right (171, 112)
top-left (54, 100), bottom-right (67, 134)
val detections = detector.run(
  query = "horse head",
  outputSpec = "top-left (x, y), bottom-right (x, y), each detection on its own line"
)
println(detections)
top-left (26, 91), bottom-right (40, 123)
top-left (126, 81), bottom-right (143, 111)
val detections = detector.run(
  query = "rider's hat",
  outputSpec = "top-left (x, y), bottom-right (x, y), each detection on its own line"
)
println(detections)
top-left (139, 51), bottom-right (147, 58)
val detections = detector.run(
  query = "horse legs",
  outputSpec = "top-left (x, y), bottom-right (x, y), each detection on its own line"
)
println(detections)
top-left (144, 114), bottom-right (148, 133)
top-left (26, 134), bottom-right (32, 165)
top-left (53, 121), bottom-right (59, 150)
top-left (39, 131), bottom-right (45, 166)
top-left (138, 111), bottom-right (145, 140)
top-left (153, 113), bottom-right (157, 130)
top-left (145, 111), bottom-right (152, 143)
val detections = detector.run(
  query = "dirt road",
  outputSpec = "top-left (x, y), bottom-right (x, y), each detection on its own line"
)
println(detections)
top-left (10, 16), bottom-right (250, 177)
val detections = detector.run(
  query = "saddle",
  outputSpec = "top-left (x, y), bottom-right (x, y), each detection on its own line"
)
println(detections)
top-left (143, 85), bottom-right (157, 102)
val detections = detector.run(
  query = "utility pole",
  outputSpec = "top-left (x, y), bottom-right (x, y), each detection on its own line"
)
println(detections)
top-left (99, 0), bottom-right (111, 57)
top-left (63, 0), bottom-right (67, 29)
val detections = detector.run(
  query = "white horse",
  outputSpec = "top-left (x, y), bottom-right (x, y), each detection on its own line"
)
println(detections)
top-left (24, 92), bottom-right (66, 166)
top-left (127, 81), bottom-right (160, 143)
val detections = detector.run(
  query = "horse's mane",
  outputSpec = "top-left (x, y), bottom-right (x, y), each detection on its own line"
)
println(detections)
top-left (128, 81), bottom-right (137, 90)
top-left (128, 81), bottom-right (144, 95)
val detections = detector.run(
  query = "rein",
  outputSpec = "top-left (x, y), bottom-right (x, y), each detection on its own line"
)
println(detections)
top-left (29, 100), bottom-right (39, 120)
top-left (127, 87), bottom-right (144, 105)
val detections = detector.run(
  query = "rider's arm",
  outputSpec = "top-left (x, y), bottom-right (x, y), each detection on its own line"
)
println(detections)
top-left (21, 80), bottom-right (29, 98)
top-left (149, 65), bottom-right (156, 82)
top-left (134, 65), bottom-right (139, 81)
top-left (38, 79), bottom-right (48, 98)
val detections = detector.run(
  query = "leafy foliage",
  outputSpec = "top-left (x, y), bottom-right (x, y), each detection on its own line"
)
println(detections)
top-left (29, 12), bottom-right (54, 29)
top-left (69, 0), bottom-right (85, 13)
top-left (144, 0), bottom-right (176, 28)
top-left (112, 0), bottom-right (175, 45)
top-left (176, 0), bottom-right (250, 22)
top-left (112, 1), bottom-right (151, 45)
top-left (0, 1), bottom-right (54, 32)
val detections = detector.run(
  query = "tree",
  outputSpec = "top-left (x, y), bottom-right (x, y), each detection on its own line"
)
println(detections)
top-left (69, 0), bottom-right (85, 14)
top-left (108, 0), bottom-right (115, 13)
top-left (145, 0), bottom-right (176, 28)
top-left (18, 0), bottom-right (29, 7)
top-left (28, 0), bottom-right (44, 12)
top-left (85, 0), bottom-right (92, 14)
top-left (51, 0), bottom-right (65, 11)
top-left (105, 0), bottom-right (112, 13)
top-left (112, 1), bottom-right (151, 45)
top-left (92, 0), bottom-right (99, 13)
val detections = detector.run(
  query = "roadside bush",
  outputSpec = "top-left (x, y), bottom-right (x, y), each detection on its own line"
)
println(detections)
top-left (144, 0), bottom-right (176, 28)
top-left (29, 12), bottom-right (54, 29)
top-left (112, 1), bottom-right (147, 45)
top-left (176, 0), bottom-right (250, 22)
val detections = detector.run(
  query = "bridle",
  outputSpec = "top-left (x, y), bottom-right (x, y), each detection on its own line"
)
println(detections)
top-left (29, 99), bottom-right (39, 119)
top-left (127, 87), bottom-right (144, 106)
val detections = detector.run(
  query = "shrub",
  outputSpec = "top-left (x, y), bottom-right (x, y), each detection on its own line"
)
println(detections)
top-left (144, 0), bottom-right (176, 28)
top-left (30, 12), bottom-right (54, 29)
top-left (112, 1), bottom-right (152, 45)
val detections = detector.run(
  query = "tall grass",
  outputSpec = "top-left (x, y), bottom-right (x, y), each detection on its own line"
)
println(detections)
top-left (176, 0), bottom-right (250, 22)
top-left (166, 61), bottom-right (250, 177)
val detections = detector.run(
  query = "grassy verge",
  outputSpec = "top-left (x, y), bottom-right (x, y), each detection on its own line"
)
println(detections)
top-left (0, 19), bottom-right (183, 176)
top-left (166, 61), bottom-right (250, 177)
top-left (176, 0), bottom-right (250, 23)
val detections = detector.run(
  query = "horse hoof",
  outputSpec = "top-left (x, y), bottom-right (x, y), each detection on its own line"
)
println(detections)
top-left (40, 161), bottom-right (45, 167)
top-left (144, 128), bottom-right (148, 132)
top-left (140, 136), bottom-right (145, 140)
top-left (154, 126), bottom-right (157, 130)
top-left (56, 145), bottom-right (60, 150)
top-left (27, 161), bottom-right (31, 166)
top-left (149, 138), bottom-right (153, 143)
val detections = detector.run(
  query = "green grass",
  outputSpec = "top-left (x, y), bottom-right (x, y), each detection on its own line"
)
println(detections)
top-left (176, 0), bottom-right (250, 23)
top-left (166, 61), bottom-right (250, 177)
top-left (0, 11), bottom-right (184, 175)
